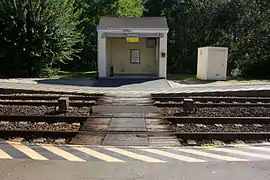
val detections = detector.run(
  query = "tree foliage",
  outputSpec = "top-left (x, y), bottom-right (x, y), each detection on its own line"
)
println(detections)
top-left (0, 0), bottom-right (269, 78)
top-left (0, 0), bottom-right (83, 77)
top-left (66, 0), bottom-right (144, 71)
top-left (115, 0), bottom-right (144, 17)
top-left (145, 0), bottom-right (270, 77)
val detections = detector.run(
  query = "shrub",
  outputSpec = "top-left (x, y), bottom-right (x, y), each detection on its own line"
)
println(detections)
top-left (0, 0), bottom-right (83, 77)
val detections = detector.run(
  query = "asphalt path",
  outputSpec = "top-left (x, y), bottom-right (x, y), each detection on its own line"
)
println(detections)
top-left (0, 159), bottom-right (269, 180)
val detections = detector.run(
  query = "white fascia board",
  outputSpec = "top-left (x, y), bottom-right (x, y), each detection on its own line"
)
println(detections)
top-left (96, 28), bottom-right (169, 34)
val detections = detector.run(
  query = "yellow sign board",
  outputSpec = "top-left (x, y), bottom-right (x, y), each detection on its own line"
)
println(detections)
top-left (126, 37), bottom-right (139, 43)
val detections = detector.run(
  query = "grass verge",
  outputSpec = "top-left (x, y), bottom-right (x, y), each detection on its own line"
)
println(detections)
top-left (168, 74), bottom-right (270, 85)
top-left (52, 71), bottom-right (97, 79)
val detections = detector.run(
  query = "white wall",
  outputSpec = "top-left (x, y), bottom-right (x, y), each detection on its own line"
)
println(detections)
top-left (97, 32), bottom-right (107, 77)
top-left (158, 33), bottom-right (167, 78)
top-left (196, 47), bottom-right (228, 80)
top-left (108, 38), bottom-right (156, 75)
top-left (196, 47), bottom-right (208, 80)
top-left (97, 30), bottom-right (168, 78)
top-left (207, 47), bottom-right (228, 80)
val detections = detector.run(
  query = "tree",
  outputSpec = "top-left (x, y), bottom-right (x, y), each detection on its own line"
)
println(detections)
top-left (0, 0), bottom-right (83, 77)
top-left (144, 0), bottom-right (270, 77)
top-left (115, 0), bottom-right (144, 17)
top-left (69, 0), bottom-right (144, 72)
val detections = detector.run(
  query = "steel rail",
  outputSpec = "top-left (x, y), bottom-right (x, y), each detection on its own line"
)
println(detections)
top-left (175, 132), bottom-right (270, 140)
top-left (166, 116), bottom-right (270, 124)
top-left (154, 102), bottom-right (270, 107)
top-left (0, 130), bottom-right (269, 141)
top-left (0, 115), bottom-right (89, 123)
top-left (152, 90), bottom-right (270, 97)
top-left (1, 115), bottom-right (270, 124)
top-left (0, 101), bottom-right (96, 107)
top-left (0, 130), bottom-right (77, 138)
top-left (0, 95), bottom-right (100, 101)
top-left (153, 96), bottom-right (270, 103)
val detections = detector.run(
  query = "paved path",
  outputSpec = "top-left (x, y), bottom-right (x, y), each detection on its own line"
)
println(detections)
top-left (0, 159), bottom-right (269, 180)
top-left (91, 95), bottom-right (179, 146)
top-left (1, 141), bottom-right (270, 163)
top-left (1, 80), bottom-right (270, 95)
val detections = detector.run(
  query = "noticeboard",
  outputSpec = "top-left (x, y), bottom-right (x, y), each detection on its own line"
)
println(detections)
top-left (126, 37), bottom-right (139, 43)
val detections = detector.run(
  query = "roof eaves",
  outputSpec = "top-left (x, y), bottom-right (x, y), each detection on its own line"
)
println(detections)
top-left (97, 27), bottom-right (169, 32)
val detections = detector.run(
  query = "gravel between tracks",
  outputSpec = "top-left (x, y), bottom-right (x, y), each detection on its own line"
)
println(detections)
top-left (0, 121), bottom-right (80, 131)
top-left (0, 105), bottom-right (91, 116)
top-left (173, 124), bottom-right (270, 132)
top-left (0, 105), bottom-right (89, 133)
top-left (160, 106), bottom-right (270, 117)
top-left (0, 93), bottom-right (89, 96)
top-left (0, 137), bottom-right (71, 144)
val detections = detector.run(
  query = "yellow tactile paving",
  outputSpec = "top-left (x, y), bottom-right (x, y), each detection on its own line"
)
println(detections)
top-left (104, 147), bottom-right (165, 163)
top-left (40, 145), bottom-right (85, 162)
top-left (174, 148), bottom-right (248, 161)
top-left (209, 148), bottom-right (270, 159)
top-left (135, 148), bottom-right (206, 162)
top-left (8, 142), bottom-right (47, 160)
top-left (0, 148), bottom-right (13, 159)
top-left (73, 146), bottom-right (124, 162)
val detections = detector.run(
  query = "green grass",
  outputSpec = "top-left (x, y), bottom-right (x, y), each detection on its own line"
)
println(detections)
top-left (167, 74), bottom-right (270, 84)
top-left (51, 71), bottom-right (97, 79)
top-left (168, 74), bottom-right (211, 83)
top-left (200, 143), bottom-right (216, 147)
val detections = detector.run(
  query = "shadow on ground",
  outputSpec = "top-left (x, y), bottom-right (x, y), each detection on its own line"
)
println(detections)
top-left (35, 78), bottom-right (95, 86)
top-left (94, 78), bottom-right (165, 87)
top-left (34, 77), bottom-right (171, 89)
top-left (175, 80), bottom-right (217, 84)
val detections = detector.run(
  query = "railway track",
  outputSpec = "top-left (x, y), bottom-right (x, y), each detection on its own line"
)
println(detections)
top-left (152, 93), bottom-right (270, 143)
top-left (0, 94), bottom-right (101, 101)
top-left (1, 130), bottom-right (269, 141)
top-left (0, 91), bottom-right (269, 145)
top-left (153, 96), bottom-right (270, 107)
top-left (153, 96), bottom-right (270, 103)
top-left (154, 102), bottom-right (270, 107)
top-left (152, 90), bottom-right (270, 97)
top-left (0, 115), bottom-right (89, 123)
top-left (0, 100), bottom-right (95, 107)
top-left (1, 115), bottom-right (269, 125)
top-left (0, 94), bottom-right (101, 107)
top-left (0, 115), bottom-right (269, 142)
top-left (167, 116), bottom-right (270, 124)
top-left (0, 130), bottom-right (77, 139)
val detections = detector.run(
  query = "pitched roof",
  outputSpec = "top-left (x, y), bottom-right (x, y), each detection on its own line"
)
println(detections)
top-left (97, 16), bottom-right (168, 30)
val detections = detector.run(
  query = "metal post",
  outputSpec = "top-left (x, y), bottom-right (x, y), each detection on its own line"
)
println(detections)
top-left (58, 97), bottom-right (69, 112)
top-left (183, 98), bottom-right (194, 113)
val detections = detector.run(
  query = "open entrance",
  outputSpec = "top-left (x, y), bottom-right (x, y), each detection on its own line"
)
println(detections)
top-left (107, 37), bottom-right (158, 77)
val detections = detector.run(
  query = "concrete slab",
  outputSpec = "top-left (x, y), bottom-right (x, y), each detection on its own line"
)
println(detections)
top-left (71, 134), bottom-right (104, 145)
top-left (102, 134), bottom-right (148, 146)
top-left (80, 118), bottom-right (111, 131)
top-left (113, 113), bottom-right (144, 117)
top-left (108, 118), bottom-right (146, 131)
top-left (93, 105), bottom-right (163, 113)
top-left (109, 118), bottom-right (145, 126)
